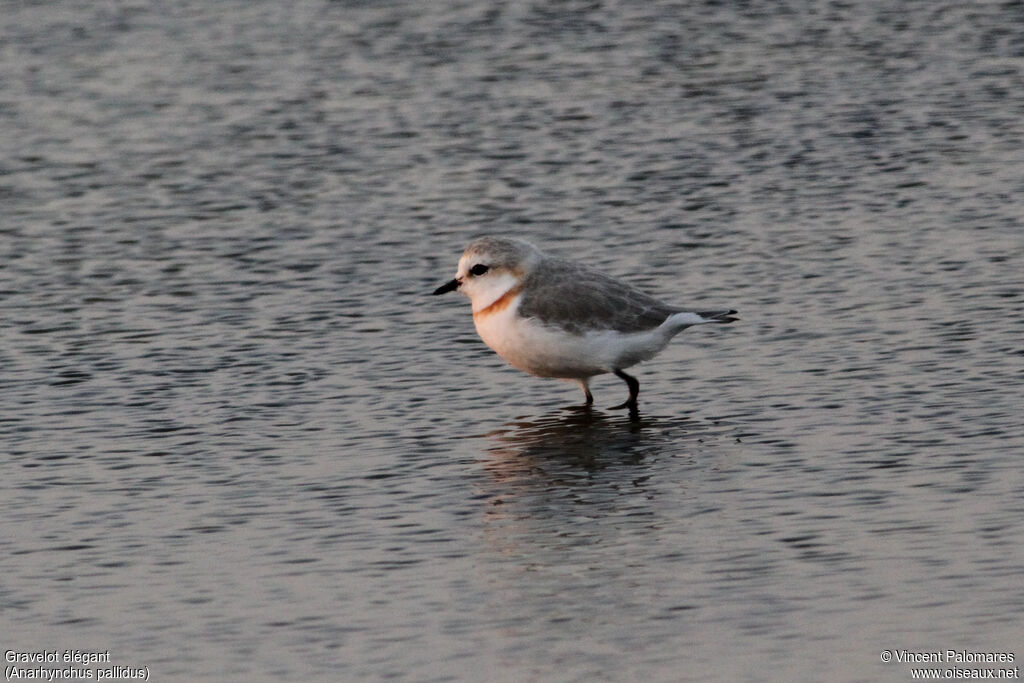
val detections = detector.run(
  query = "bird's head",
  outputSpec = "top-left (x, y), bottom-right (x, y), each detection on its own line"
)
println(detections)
top-left (432, 236), bottom-right (540, 313)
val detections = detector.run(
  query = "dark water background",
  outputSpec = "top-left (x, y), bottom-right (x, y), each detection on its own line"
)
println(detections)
top-left (2, 1), bottom-right (1022, 680)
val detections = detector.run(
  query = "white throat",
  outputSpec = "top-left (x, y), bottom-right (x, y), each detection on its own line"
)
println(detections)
top-left (466, 271), bottom-right (522, 313)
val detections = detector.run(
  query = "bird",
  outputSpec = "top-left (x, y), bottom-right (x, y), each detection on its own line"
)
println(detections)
top-left (432, 236), bottom-right (737, 412)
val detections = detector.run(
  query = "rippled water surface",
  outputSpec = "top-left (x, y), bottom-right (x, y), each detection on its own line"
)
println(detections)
top-left (2, 1), bottom-right (1023, 681)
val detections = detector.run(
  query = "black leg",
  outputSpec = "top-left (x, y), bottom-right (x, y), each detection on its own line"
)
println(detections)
top-left (578, 380), bottom-right (594, 406)
top-left (610, 369), bottom-right (639, 411)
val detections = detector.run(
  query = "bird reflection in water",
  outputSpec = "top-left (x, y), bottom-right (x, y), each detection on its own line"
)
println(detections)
top-left (480, 406), bottom-right (709, 468)
top-left (474, 406), bottom-right (721, 499)
top-left (472, 406), bottom-right (725, 562)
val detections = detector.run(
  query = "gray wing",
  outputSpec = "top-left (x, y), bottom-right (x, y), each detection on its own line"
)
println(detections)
top-left (517, 258), bottom-right (680, 334)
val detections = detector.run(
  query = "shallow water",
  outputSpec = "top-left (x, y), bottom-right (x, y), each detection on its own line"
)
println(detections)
top-left (2, 1), bottom-right (1022, 681)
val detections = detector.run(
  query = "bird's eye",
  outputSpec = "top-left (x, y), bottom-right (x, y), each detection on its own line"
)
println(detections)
top-left (469, 264), bottom-right (489, 276)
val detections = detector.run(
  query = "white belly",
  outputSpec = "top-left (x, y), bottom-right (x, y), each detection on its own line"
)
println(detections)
top-left (473, 297), bottom-right (668, 378)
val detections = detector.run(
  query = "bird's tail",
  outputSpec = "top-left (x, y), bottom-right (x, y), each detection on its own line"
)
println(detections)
top-left (663, 309), bottom-right (739, 335)
top-left (695, 309), bottom-right (739, 324)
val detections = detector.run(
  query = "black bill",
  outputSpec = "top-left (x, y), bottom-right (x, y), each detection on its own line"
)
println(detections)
top-left (432, 278), bottom-right (460, 295)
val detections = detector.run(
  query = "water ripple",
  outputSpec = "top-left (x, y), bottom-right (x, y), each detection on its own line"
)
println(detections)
top-left (1, 1), bottom-right (1022, 680)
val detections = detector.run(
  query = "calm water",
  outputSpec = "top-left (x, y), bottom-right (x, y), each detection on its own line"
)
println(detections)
top-left (2, 1), bottom-right (1022, 681)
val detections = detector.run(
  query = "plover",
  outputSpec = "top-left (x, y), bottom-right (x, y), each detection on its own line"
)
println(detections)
top-left (433, 236), bottom-right (737, 411)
